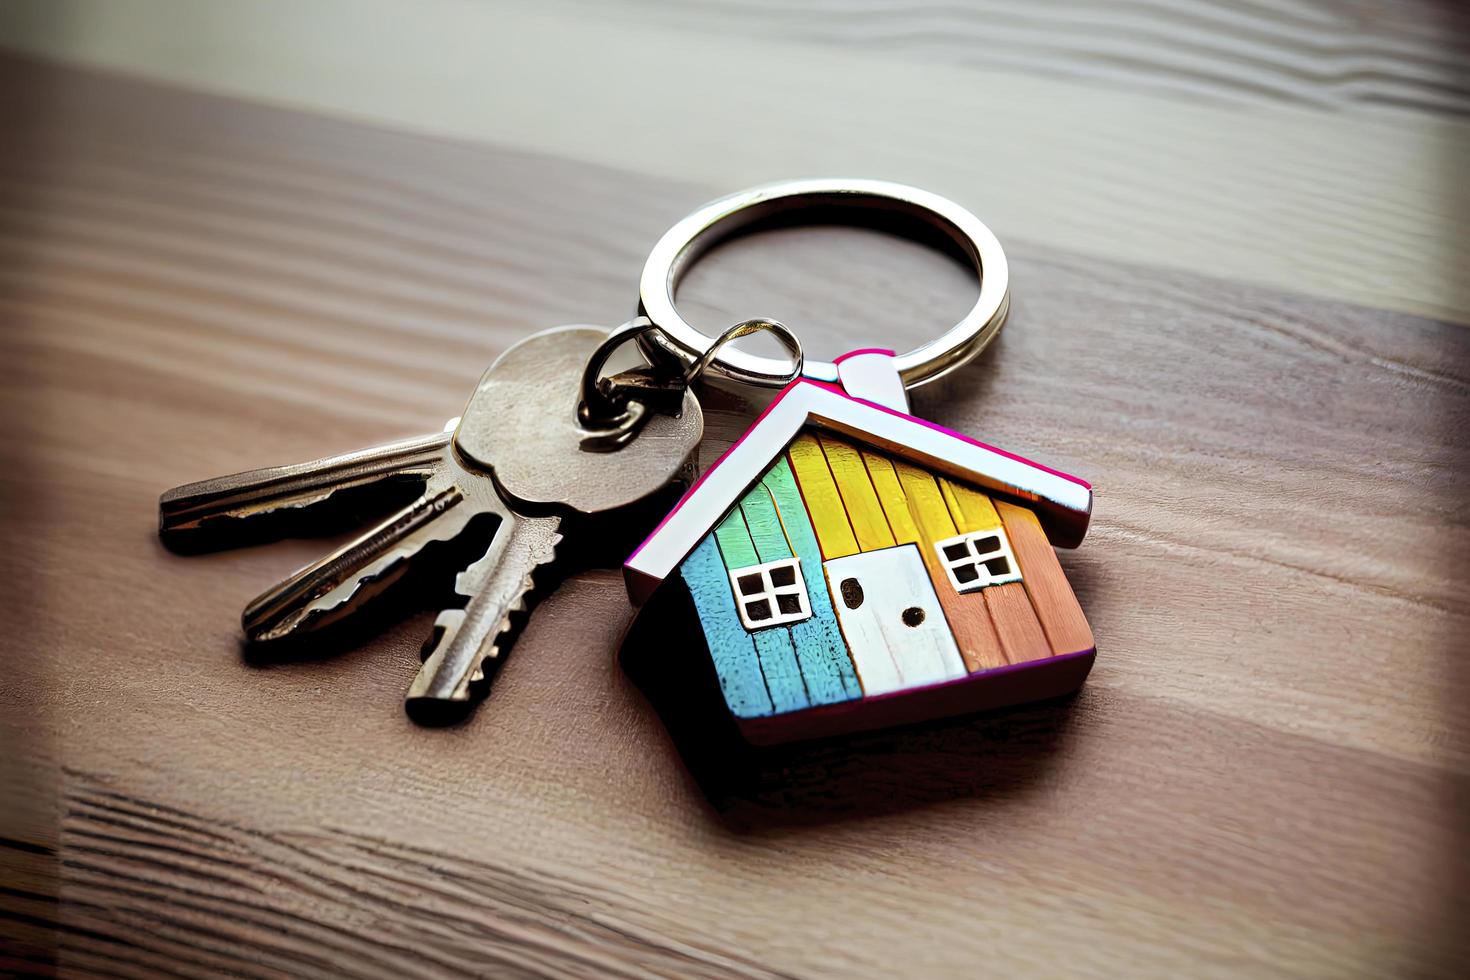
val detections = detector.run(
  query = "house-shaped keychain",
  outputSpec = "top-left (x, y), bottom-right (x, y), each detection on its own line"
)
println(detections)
top-left (625, 349), bottom-right (1096, 745)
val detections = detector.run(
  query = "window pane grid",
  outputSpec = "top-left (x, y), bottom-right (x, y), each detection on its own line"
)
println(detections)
top-left (934, 528), bottom-right (1023, 594)
top-left (728, 557), bottom-right (813, 630)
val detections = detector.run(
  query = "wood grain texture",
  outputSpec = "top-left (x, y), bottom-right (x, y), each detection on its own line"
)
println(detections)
top-left (51, 770), bottom-right (799, 980)
top-left (685, 534), bottom-right (774, 719)
top-left (0, 57), bottom-right (1466, 978)
top-left (714, 502), bottom-right (811, 713)
top-left (4, 0), bottom-right (1466, 325)
top-left (984, 583), bottom-right (1055, 667)
top-left (860, 452), bottom-right (922, 544)
top-left (752, 627), bottom-right (810, 715)
top-left (825, 546), bottom-right (967, 696)
top-left (714, 508), bottom-right (760, 571)
top-left (759, 457), bottom-right (863, 705)
top-left (943, 478), bottom-right (1056, 665)
top-left (940, 478), bottom-right (1002, 534)
top-left (553, 0), bottom-right (1470, 117)
top-left (738, 485), bottom-right (793, 564)
top-left (893, 462), bottom-right (960, 544)
top-left (786, 435), bottom-right (860, 559)
top-left (890, 460), bottom-right (1010, 673)
top-left (817, 435), bottom-right (896, 552)
top-left (998, 500), bottom-right (1095, 657)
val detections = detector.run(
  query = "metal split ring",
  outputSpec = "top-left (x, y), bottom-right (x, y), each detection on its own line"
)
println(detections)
top-left (577, 316), bottom-right (803, 450)
top-left (681, 317), bottom-right (803, 389)
top-left (636, 178), bottom-right (1010, 389)
top-left (577, 317), bottom-right (662, 438)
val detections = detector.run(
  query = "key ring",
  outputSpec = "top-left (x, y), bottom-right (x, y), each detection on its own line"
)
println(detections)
top-left (636, 178), bottom-right (1010, 389)
top-left (577, 315), bottom-right (804, 450)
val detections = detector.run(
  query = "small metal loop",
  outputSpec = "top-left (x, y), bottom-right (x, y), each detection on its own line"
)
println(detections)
top-left (637, 178), bottom-right (1010, 390)
top-left (579, 398), bottom-right (648, 453)
top-left (577, 317), bottom-right (660, 431)
top-left (683, 318), bottom-right (803, 389)
top-left (577, 316), bottom-right (801, 452)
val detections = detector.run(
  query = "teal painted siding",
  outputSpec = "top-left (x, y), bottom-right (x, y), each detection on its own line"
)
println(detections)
top-left (760, 457), bottom-right (863, 703)
top-left (681, 452), bottom-right (863, 719)
top-left (713, 507), bottom-right (759, 568)
top-left (681, 533), bottom-right (773, 718)
top-left (711, 508), bottom-right (809, 714)
top-left (751, 629), bottom-right (808, 714)
top-left (739, 485), bottom-right (792, 562)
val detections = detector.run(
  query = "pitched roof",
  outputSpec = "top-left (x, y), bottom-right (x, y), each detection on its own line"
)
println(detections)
top-left (624, 379), bottom-right (1092, 604)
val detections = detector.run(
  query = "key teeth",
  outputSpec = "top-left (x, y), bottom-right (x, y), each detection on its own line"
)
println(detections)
top-left (462, 557), bottom-right (549, 687)
top-left (423, 608), bottom-right (466, 663)
top-left (242, 483), bottom-right (470, 644)
top-left (243, 547), bottom-right (407, 641)
top-left (244, 548), bottom-right (412, 641)
top-left (479, 528), bottom-right (562, 666)
top-left (162, 484), bottom-right (360, 542)
top-left (405, 523), bottom-right (563, 722)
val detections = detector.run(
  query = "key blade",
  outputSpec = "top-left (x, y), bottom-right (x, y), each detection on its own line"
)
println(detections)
top-left (159, 431), bottom-right (450, 549)
top-left (243, 481), bottom-right (471, 642)
top-left (405, 511), bottom-right (562, 723)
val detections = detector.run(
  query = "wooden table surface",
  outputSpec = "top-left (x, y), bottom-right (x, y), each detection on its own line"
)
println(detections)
top-left (1, 2), bottom-right (1466, 977)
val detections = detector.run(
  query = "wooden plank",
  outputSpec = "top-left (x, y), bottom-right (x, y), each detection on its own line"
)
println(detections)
top-left (894, 460), bottom-right (959, 541)
top-left (5, 0), bottom-right (1464, 326)
top-left (738, 483), bottom-right (793, 563)
top-left (890, 460), bottom-right (1008, 671)
top-left (862, 451), bottom-right (922, 545)
top-left (785, 433), bottom-right (860, 559)
top-left (760, 456), bottom-right (863, 704)
top-left (712, 506), bottom-right (759, 570)
top-left (9, 0), bottom-right (1466, 325)
top-left (940, 477), bottom-right (1001, 533)
top-left (985, 583), bottom-right (1054, 665)
top-left (997, 500), bottom-right (1095, 656)
top-left (710, 500), bottom-right (808, 712)
top-left (819, 435), bottom-right (896, 552)
top-left (680, 534), bottom-right (773, 718)
top-left (825, 546), bottom-right (967, 696)
top-left (753, 628), bottom-right (809, 715)
top-left (3, 57), bottom-right (1465, 980)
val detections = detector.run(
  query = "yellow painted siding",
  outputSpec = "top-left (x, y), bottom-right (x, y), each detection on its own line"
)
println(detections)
top-left (819, 435), bottom-right (895, 552)
top-left (860, 452), bottom-right (922, 545)
top-left (894, 461), bottom-right (959, 544)
top-left (786, 434), bottom-right (859, 559)
top-left (885, 458), bottom-right (1008, 671)
top-left (783, 431), bottom-right (1083, 675)
top-left (940, 477), bottom-right (1001, 532)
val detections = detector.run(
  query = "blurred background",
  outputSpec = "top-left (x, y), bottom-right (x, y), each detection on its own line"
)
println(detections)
top-left (2, 0), bottom-right (1466, 331)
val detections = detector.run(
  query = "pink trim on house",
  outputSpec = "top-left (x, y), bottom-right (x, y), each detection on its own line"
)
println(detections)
top-left (625, 379), bottom-right (811, 564)
top-left (832, 348), bottom-right (897, 363)
top-left (624, 378), bottom-right (1093, 603)
top-left (800, 380), bottom-right (1091, 491)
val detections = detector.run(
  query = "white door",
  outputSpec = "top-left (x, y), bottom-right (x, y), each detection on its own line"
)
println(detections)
top-left (824, 544), bottom-right (967, 696)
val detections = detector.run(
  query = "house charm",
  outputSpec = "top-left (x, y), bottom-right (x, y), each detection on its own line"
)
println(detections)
top-left (624, 350), bottom-right (1096, 745)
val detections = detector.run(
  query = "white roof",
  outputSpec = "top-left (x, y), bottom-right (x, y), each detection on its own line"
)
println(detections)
top-left (624, 380), bottom-right (1092, 604)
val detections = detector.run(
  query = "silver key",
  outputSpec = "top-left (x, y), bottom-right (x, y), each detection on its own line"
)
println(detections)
top-left (158, 430), bottom-right (451, 550)
top-left (409, 495), bottom-right (561, 708)
top-left (160, 325), bottom-right (702, 721)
